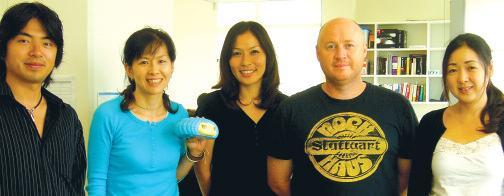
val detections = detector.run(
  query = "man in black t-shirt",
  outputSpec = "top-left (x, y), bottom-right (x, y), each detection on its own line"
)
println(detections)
top-left (266, 18), bottom-right (417, 196)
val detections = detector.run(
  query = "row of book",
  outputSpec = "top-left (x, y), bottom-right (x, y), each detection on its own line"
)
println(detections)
top-left (380, 83), bottom-right (425, 102)
top-left (377, 54), bottom-right (426, 75)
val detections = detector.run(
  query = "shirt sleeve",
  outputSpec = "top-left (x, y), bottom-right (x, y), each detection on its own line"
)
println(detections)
top-left (408, 111), bottom-right (439, 196)
top-left (71, 110), bottom-right (87, 196)
top-left (398, 98), bottom-right (419, 159)
top-left (86, 106), bottom-right (114, 196)
top-left (177, 104), bottom-right (189, 157)
top-left (264, 101), bottom-right (293, 160)
top-left (195, 93), bottom-right (211, 117)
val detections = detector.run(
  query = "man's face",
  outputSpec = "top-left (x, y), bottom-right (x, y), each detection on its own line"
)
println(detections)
top-left (5, 18), bottom-right (57, 86)
top-left (316, 20), bottom-right (367, 85)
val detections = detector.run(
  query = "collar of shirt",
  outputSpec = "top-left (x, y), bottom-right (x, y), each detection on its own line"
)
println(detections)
top-left (0, 79), bottom-right (64, 108)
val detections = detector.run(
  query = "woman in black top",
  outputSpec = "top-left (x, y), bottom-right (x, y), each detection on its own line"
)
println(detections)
top-left (194, 21), bottom-right (287, 196)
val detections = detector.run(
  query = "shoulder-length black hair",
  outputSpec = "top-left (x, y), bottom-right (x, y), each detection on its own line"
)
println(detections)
top-left (213, 21), bottom-right (281, 110)
top-left (120, 27), bottom-right (178, 113)
top-left (0, 2), bottom-right (63, 88)
top-left (442, 33), bottom-right (504, 133)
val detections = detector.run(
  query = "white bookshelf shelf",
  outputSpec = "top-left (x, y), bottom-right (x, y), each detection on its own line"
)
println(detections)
top-left (360, 20), bottom-right (450, 105)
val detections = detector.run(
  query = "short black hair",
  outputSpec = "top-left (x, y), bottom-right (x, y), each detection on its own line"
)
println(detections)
top-left (213, 21), bottom-right (281, 109)
top-left (0, 2), bottom-right (64, 88)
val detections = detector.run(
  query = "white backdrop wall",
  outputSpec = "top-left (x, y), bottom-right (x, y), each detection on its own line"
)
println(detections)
top-left (88, 0), bottom-right (175, 111)
top-left (462, 0), bottom-right (504, 90)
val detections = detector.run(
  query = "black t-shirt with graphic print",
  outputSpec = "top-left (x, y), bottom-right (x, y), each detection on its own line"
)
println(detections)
top-left (265, 82), bottom-right (418, 196)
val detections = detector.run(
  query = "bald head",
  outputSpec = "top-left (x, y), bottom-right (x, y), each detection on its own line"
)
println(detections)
top-left (315, 17), bottom-right (368, 87)
top-left (317, 18), bottom-right (365, 47)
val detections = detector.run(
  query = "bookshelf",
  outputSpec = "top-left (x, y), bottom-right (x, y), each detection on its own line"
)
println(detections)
top-left (359, 20), bottom-right (450, 110)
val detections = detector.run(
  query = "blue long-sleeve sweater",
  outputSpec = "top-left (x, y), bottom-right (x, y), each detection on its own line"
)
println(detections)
top-left (87, 96), bottom-right (188, 196)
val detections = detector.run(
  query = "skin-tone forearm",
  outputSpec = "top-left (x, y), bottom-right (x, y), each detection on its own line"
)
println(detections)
top-left (267, 156), bottom-right (292, 196)
top-left (194, 161), bottom-right (211, 196)
top-left (398, 158), bottom-right (411, 196)
top-left (194, 139), bottom-right (214, 196)
top-left (270, 180), bottom-right (290, 196)
top-left (176, 138), bottom-right (207, 181)
top-left (176, 155), bottom-right (197, 181)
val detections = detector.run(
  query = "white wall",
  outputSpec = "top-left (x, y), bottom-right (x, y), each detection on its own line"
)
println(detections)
top-left (0, 0), bottom-right (7, 13)
top-left (454, 0), bottom-right (504, 90)
top-left (88, 0), bottom-right (175, 110)
top-left (88, 0), bottom-right (219, 112)
top-left (171, 0), bottom-right (219, 109)
top-left (322, 0), bottom-right (356, 23)
top-left (355, 0), bottom-right (450, 22)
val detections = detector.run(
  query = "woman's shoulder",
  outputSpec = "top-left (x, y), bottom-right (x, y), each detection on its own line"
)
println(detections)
top-left (276, 91), bottom-right (289, 101)
top-left (94, 96), bottom-right (124, 115)
top-left (167, 100), bottom-right (188, 117)
top-left (197, 90), bottom-right (222, 107)
top-left (419, 107), bottom-right (446, 128)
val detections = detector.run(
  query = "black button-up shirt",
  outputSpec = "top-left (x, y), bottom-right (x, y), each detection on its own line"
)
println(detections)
top-left (0, 81), bottom-right (86, 195)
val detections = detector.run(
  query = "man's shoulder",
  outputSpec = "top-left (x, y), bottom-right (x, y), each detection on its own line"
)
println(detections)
top-left (42, 88), bottom-right (80, 116)
top-left (285, 85), bottom-right (322, 103)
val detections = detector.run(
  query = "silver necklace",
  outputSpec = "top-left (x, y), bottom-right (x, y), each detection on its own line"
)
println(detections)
top-left (26, 95), bottom-right (43, 122)
top-left (132, 101), bottom-right (163, 111)
top-left (132, 101), bottom-right (164, 124)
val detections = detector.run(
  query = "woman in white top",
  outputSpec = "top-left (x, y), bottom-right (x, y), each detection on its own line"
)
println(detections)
top-left (408, 33), bottom-right (504, 196)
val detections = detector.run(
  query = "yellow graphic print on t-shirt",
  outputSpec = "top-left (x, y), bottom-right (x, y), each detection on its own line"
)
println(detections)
top-left (304, 112), bottom-right (388, 182)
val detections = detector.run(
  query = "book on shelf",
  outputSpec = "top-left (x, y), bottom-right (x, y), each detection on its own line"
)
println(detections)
top-left (369, 33), bottom-right (375, 48)
top-left (409, 54), bottom-right (426, 75)
top-left (391, 56), bottom-right (398, 75)
top-left (361, 27), bottom-right (370, 48)
top-left (398, 30), bottom-right (407, 48)
top-left (361, 59), bottom-right (372, 75)
top-left (400, 57), bottom-right (407, 75)
top-left (378, 57), bottom-right (387, 75)
top-left (377, 29), bottom-right (407, 48)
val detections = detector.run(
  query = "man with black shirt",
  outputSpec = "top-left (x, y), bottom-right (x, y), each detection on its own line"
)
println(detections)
top-left (266, 18), bottom-right (417, 196)
top-left (0, 2), bottom-right (86, 195)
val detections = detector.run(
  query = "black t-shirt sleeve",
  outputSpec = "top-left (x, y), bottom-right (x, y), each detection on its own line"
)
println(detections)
top-left (397, 98), bottom-right (419, 159)
top-left (195, 92), bottom-right (212, 117)
top-left (264, 101), bottom-right (293, 160)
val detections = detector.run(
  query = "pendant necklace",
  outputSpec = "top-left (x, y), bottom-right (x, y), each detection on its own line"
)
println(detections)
top-left (26, 95), bottom-right (43, 122)
top-left (238, 97), bottom-right (260, 106)
top-left (133, 101), bottom-right (163, 122)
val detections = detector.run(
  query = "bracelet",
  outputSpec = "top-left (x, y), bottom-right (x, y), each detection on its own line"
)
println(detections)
top-left (186, 150), bottom-right (205, 163)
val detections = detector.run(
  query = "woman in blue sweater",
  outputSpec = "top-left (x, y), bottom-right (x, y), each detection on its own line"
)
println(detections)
top-left (87, 28), bottom-right (206, 195)
top-left (408, 33), bottom-right (504, 196)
